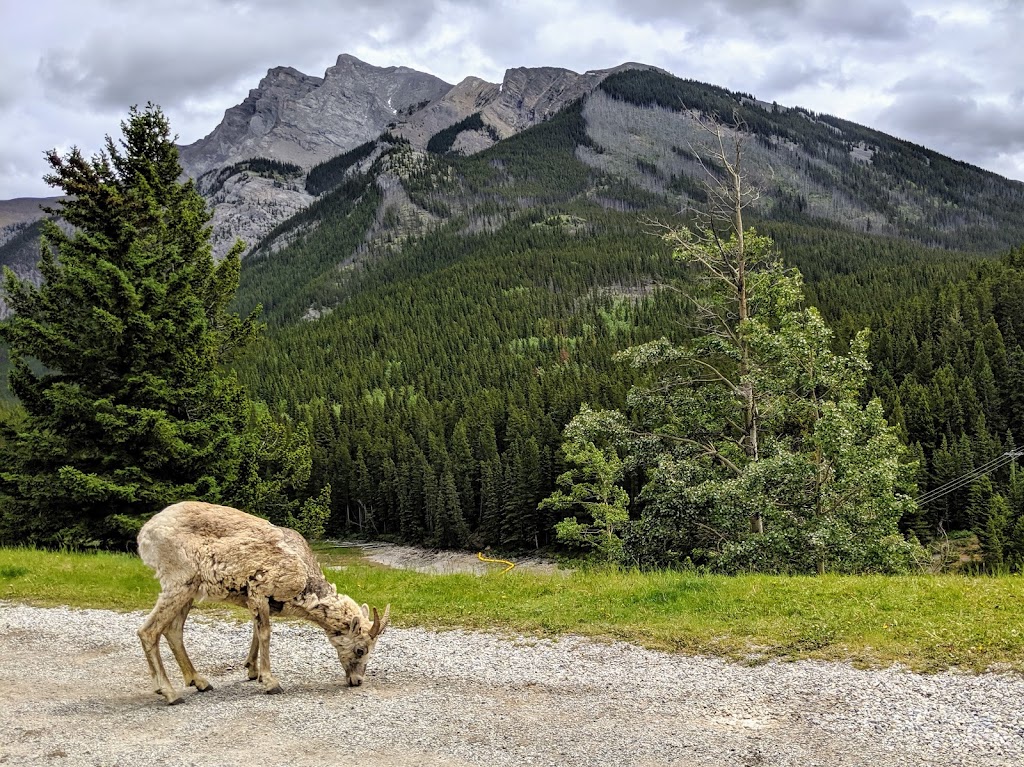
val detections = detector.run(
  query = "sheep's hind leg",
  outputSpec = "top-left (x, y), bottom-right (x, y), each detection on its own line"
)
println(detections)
top-left (138, 589), bottom-right (194, 704)
top-left (164, 601), bottom-right (212, 692)
top-left (243, 618), bottom-right (260, 681)
top-left (248, 596), bottom-right (282, 694)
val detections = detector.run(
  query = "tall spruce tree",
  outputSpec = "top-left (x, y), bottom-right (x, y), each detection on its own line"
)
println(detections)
top-left (0, 104), bottom-right (260, 547)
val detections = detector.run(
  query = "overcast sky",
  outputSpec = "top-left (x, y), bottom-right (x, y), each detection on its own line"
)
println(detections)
top-left (1, 0), bottom-right (1022, 198)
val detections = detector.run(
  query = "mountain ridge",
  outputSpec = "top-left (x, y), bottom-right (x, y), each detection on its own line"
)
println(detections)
top-left (5, 56), bottom-right (1024, 271)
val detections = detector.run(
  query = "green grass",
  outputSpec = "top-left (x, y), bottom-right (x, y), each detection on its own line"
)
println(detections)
top-left (1, 546), bottom-right (1022, 673)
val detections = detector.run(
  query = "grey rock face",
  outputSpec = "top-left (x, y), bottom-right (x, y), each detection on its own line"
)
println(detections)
top-left (397, 76), bottom-right (501, 148)
top-left (398, 62), bottom-right (663, 152)
top-left (175, 57), bottom-right (661, 257)
top-left (202, 172), bottom-right (313, 259)
top-left (177, 55), bottom-right (453, 257)
top-left (179, 55), bottom-right (452, 178)
top-left (483, 66), bottom-right (603, 137)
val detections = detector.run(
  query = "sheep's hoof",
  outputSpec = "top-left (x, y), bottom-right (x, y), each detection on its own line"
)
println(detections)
top-left (190, 677), bottom-right (213, 692)
top-left (264, 683), bottom-right (283, 695)
top-left (245, 666), bottom-right (259, 681)
top-left (154, 684), bottom-right (182, 704)
top-left (160, 689), bottom-right (184, 705)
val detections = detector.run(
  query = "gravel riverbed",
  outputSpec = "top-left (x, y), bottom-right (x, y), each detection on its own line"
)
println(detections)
top-left (0, 602), bottom-right (1021, 766)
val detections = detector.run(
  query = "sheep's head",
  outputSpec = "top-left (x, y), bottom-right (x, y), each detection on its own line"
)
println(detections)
top-left (324, 602), bottom-right (390, 686)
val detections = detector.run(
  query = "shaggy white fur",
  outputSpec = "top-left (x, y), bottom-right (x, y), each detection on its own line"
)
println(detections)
top-left (137, 501), bottom-right (389, 704)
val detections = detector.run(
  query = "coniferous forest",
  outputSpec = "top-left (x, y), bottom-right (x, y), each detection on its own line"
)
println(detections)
top-left (4, 68), bottom-right (1024, 573)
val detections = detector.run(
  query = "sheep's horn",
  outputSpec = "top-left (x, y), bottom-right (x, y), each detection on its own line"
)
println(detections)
top-left (369, 604), bottom-right (390, 638)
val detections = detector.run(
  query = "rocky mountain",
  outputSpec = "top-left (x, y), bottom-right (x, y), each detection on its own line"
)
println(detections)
top-left (395, 62), bottom-right (662, 150)
top-left (177, 56), bottom-right (661, 256)
top-left (179, 55), bottom-right (452, 177)
top-left (0, 197), bottom-right (59, 234)
top-left (6, 57), bottom-right (1024, 273)
top-left (0, 197), bottom-right (62, 317)
top-left (176, 55), bottom-right (452, 256)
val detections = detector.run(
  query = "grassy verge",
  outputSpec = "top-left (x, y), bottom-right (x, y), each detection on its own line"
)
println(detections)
top-left (1, 546), bottom-right (1021, 673)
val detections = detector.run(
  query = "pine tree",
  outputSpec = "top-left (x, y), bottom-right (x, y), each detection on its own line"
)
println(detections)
top-left (0, 104), bottom-right (260, 547)
top-left (979, 493), bottom-right (1010, 572)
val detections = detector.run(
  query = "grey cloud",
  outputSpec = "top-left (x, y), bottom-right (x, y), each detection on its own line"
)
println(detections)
top-left (609, 0), bottom-right (915, 41)
top-left (755, 56), bottom-right (844, 96)
top-left (878, 90), bottom-right (1024, 168)
top-left (887, 71), bottom-right (981, 95)
top-left (39, 41), bottom-right (274, 111)
top-left (33, 0), bottom-right (471, 113)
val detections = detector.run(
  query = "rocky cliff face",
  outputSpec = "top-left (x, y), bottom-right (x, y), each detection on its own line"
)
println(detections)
top-left (395, 62), bottom-right (664, 156)
top-left (179, 55), bottom-right (452, 178)
top-left (483, 66), bottom-right (613, 137)
top-left (396, 76), bottom-right (501, 148)
top-left (175, 57), bottom-right (660, 256)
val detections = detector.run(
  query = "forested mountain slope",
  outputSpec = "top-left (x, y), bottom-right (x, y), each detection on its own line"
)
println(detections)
top-left (6, 64), bottom-right (1024, 563)
top-left (223, 67), bottom-right (1020, 555)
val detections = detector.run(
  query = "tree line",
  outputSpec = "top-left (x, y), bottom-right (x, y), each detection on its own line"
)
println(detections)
top-left (4, 103), bottom-right (1024, 574)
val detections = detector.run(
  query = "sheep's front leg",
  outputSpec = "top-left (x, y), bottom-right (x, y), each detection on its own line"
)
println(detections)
top-left (248, 596), bottom-right (282, 694)
top-left (138, 589), bottom-right (193, 705)
top-left (164, 601), bottom-right (212, 692)
top-left (244, 618), bottom-right (260, 681)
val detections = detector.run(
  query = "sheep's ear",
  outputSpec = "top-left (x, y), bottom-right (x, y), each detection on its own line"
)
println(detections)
top-left (348, 615), bottom-right (362, 633)
top-left (361, 603), bottom-right (370, 619)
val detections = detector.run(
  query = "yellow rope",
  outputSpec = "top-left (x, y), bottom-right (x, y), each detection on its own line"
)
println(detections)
top-left (477, 551), bottom-right (515, 574)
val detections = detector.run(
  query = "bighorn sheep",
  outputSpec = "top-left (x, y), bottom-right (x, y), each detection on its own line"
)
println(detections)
top-left (137, 501), bottom-right (390, 704)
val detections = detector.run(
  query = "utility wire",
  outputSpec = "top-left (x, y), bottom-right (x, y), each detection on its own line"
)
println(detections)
top-left (916, 450), bottom-right (1024, 506)
top-left (917, 448), bottom-right (1019, 501)
top-left (916, 455), bottom-right (1016, 505)
top-left (916, 452), bottom-right (1016, 503)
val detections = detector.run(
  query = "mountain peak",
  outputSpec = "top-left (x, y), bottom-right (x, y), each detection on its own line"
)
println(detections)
top-left (179, 55), bottom-right (450, 178)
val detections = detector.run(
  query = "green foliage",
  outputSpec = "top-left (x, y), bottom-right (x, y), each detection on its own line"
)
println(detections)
top-left (604, 218), bottom-right (917, 572)
top-left (456, 100), bottom-right (599, 203)
top-left (228, 401), bottom-right (331, 539)
top-left (0, 104), bottom-right (261, 548)
top-left (541, 405), bottom-right (631, 561)
top-left (305, 140), bottom-right (378, 195)
top-left (426, 112), bottom-right (498, 155)
top-left (233, 208), bottom-right (683, 549)
top-left (837, 245), bottom-right (1024, 568)
top-left (235, 177), bottom-right (381, 326)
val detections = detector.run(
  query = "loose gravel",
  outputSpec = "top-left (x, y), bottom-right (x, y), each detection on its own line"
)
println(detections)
top-left (347, 542), bottom-right (560, 576)
top-left (1, 602), bottom-right (1022, 766)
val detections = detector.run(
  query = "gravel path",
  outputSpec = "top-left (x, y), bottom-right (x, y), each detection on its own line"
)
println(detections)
top-left (346, 542), bottom-right (561, 576)
top-left (1, 602), bottom-right (1022, 766)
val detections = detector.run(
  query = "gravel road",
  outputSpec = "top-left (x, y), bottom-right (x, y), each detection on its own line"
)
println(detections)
top-left (1, 602), bottom-right (1021, 766)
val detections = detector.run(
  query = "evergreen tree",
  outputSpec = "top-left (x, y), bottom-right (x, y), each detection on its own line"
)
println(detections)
top-left (0, 104), bottom-right (260, 547)
top-left (978, 493), bottom-right (1010, 572)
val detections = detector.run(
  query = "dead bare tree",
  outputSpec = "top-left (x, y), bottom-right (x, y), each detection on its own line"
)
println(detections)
top-left (648, 114), bottom-right (772, 533)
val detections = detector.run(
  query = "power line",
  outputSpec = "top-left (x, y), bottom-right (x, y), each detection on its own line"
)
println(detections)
top-left (916, 450), bottom-right (1024, 506)
top-left (916, 452), bottom-right (1017, 503)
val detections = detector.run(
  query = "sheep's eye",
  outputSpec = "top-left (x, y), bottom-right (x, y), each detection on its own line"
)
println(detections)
top-left (355, 647), bottom-right (365, 658)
